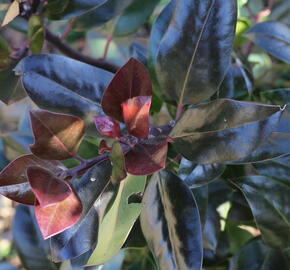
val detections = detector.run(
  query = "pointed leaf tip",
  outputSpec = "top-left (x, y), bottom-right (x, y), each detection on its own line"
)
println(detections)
top-left (29, 109), bottom-right (85, 160)
top-left (27, 166), bottom-right (72, 207)
top-left (101, 58), bottom-right (152, 122)
top-left (122, 96), bottom-right (151, 138)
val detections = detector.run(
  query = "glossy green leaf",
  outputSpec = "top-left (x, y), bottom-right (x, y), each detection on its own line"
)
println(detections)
top-left (113, 0), bottom-right (159, 37)
top-left (230, 176), bottom-right (290, 249)
top-left (219, 58), bottom-right (253, 99)
top-left (46, 0), bottom-right (107, 20)
top-left (73, 0), bottom-right (134, 29)
top-left (13, 205), bottom-right (58, 270)
top-left (229, 239), bottom-right (289, 270)
top-left (246, 21), bottom-right (290, 63)
top-left (110, 141), bottom-right (127, 184)
top-left (87, 174), bottom-right (146, 266)
top-left (153, 0), bottom-right (237, 105)
top-left (28, 15), bottom-right (44, 54)
top-left (253, 154), bottom-right (290, 185)
top-left (14, 54), bottom-right (113, 123)
top-left (0, 60), bottom-right (26, 105)
top-left (179, 158), bottom-right (225, 188)
top-left (140, 171), bottom-right (203, 270)
top-left (170, 99), bottom-right (283, 163)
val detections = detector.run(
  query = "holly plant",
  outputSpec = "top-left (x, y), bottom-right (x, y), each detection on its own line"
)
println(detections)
top-left (0, 0), bottom-right (290, 270)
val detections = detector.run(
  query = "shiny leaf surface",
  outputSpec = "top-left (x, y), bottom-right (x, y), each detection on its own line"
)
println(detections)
top-left (125, 137), bottom-right (168, 175)
top-left (140, 171), bottom-right (203, 270)
top-left (15, 54), bottom-right (113, 121)
top-left (0, 154), bottom-right (64, 205)
top-left (46, 0), bottom-right (107, 20)
top-left (94, 115), bottom-right (122, 138)
top-left (87, 174), bottom-right (146, 266)
top-left (229, 239), bottom-right (289, 270)
top-left (101, 58), bottom-right (152, 122)
top-left (230, 176), bottom-right (290, 249)
top-left (122, 96), bottom-right (151, 138)
top-left (27, 166), bottom-right (71, 207)
top-left (30, 110), bottom-right (85, 160)
top-left (73, 0), bottom-right (134, 29)
top-left (113, 0), bottom-right (159, 36)
top-left (50, 160), bottom-right (113, 262)
top-left (170, 99), bottom-right (283, 163)
top-left (246, 21), bottom-right (290, 63)
top-left (154, 0), bottom-right (237, 105)
top-left (35, 184), bottom-right (82, 240)
top-left (179, 158), bottom-right (225, 188)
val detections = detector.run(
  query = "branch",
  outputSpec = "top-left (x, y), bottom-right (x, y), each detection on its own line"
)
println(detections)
top-left (45, 29), bottom-right (119, 73)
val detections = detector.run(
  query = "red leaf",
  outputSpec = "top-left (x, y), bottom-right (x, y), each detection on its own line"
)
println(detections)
top-left (122, 96), bottom-right (151, 138)
top-left (94, 115), bottom-right (122, 138)
top-left (101, 58), bottom-right (152, 122)
top-left (30, 110), bottom-right (85, 160)
top-left (125, 137), bottom-right (168, 175)
top-left (35, 189), bottom-right (82, 239)
top-left (99, 140), bottom-right (111, 154)
top-left (0, 154), bottom-right (64, 205)
top-left (27, 166), bottom-right (71, 207)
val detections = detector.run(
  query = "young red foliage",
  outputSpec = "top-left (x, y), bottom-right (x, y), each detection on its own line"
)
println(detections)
top-left (94, 115), bottom-right (122, 138)
top-left (122, 96), bottom-right (151, 139)
top-left (0, 154), bottom-right (64, 205)
top-left (125, 138), bottom-right (168, 175)
top-left (27, 166), bottom-right (72, 207)
top-left (35, 190), bottom-right (82, 239)
top-left (101, 58), bottom-right (152, 122)
top-left (30, 110), bottom-right (85, 160)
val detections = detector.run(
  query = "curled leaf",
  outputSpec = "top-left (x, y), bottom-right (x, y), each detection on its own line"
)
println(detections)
top-left (122, 96), bottom-right (151, 138)
top-left (101, 58), bottom-right (152, 122)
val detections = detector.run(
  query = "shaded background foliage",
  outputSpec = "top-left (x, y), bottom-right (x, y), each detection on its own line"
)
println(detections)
top-left (0, 0), bottom-right (290, 269)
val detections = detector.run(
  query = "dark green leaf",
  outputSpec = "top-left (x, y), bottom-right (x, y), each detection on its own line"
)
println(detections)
top-left (28, 15), bottom-right (44, 54)
top-left (73, 0), bottom-right (134, 29)
top-left (153, 0), bottom-right (237, 105)
top-left (170, 99), bottom-right (283, 163)
top-left (113, 0), bottom-right (159, 37)
top-left (179, 158), bottom-right (225, 188)
top-left (230, 176), bottom-right (290, 249)
top-left (261, 88), bottom-right (290, 105)
top-left (13, 205), bottom-right (58, 270)
top-left (46, 0), bottom-right (107, 20)
top-left (14, 54), bottom-right (113, 123)
top-left (229, 239), bottom-right (289, 270)
top-left (140, 171), bottom-right (203, 270)
top-left (246, 21), bottom-right (290, 63)
top-left (219, 58), bottom-right (253, 99)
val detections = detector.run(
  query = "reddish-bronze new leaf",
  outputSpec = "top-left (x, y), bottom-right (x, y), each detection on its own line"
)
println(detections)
top-left (27, 166), bottom-right (71, 207)
top-left (94, 115), bottom-right (122, 138)
top-left (125, 137), bottom-right (168, 175)
top-left (101, 58), bottom-right (152, 122)
top-left (35, 190), bottom-right (82, 239)
top-left (122, 96), bottom-right (151, 138)
top-left (30, 110), bottom-right (85, 160)
top-left (0, 154), bottom-right (64, 205)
